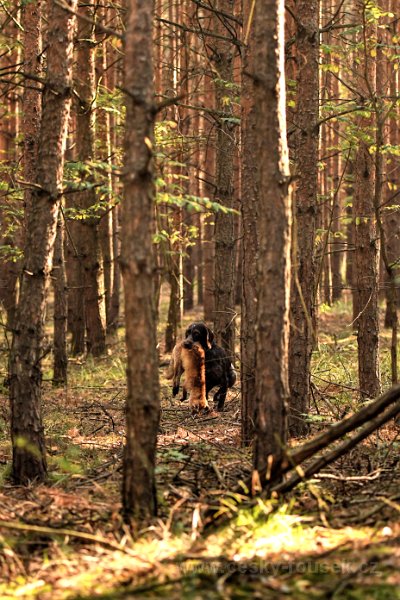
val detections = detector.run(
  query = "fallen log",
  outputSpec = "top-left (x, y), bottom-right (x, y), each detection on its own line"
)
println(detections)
top-left (279, 384), bottom-right (400, 477)
top-left (272, 396), bottom-right (400, 495)
top-left (204, 384), bottom-right (400, 528)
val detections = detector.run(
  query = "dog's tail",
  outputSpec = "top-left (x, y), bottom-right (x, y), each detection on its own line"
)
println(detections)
top-left (228, 363), bottom-right (237, 388)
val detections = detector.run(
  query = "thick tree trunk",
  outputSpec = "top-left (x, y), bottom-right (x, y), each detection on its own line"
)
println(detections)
top-left (253, 0), bottom-right (291, 488)
top-left (9, 0), bottom-right (77, 484)
top-left (121, 0), bottom-right (160, 524)
top-left (288, 0), bottom-right (319, 437)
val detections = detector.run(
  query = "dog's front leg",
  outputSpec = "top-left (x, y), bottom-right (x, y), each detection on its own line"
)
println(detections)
top-left (173, 364), bottom-right (183, 397)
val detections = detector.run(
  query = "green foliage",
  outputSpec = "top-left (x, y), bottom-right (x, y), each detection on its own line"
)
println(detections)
top-left (156, 189), bottom-right (237, 215)
top-left (0, 244), bottom-right (23, 263)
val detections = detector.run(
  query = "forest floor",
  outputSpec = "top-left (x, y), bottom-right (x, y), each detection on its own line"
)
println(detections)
top-left (0, 297), bottom-right (399, 599)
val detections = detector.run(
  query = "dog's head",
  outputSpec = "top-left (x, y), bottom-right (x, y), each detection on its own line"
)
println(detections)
top-left (182, 322), bottom-right (214, 351)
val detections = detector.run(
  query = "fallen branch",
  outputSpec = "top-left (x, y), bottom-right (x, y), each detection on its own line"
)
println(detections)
top-left (279, 384), bottom-right (400, 476)
top-left (205, 385), bottom-right (400, 528)
top-left (272, 399), bottom-right (400, 495)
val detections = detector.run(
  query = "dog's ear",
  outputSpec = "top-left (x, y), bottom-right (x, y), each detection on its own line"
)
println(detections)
top-left (206, 327), bottom-right (214, 349)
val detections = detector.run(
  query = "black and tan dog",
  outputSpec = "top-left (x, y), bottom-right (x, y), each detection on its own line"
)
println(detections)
top-left (168, 322), bottom-right (236, 411)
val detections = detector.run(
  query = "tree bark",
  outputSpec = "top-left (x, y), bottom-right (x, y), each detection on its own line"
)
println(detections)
top-left (74, 3), bottom-right (106, 356)
top-left (212, 0), bottom-right (237, 356)
top-left (288, 0), bottom-right (319, 437)
top-left (9, 0), bottom-right (77, 484)
top-left (240, 0), bottom-right (258, 446)
top-left (52, 215), bottom-right (68, 386)
top-left (97, 37), bottom-right (115, 334)
top-left (353, 0), bottom-right (380, 399)
top-left (121, 0), bottom-right (160, 524)
top-left (253, 0), bottom-right (291, 488)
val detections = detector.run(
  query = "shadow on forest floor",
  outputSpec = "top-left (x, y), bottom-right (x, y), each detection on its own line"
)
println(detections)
top-left (0, 298), bottom-right (399, 599)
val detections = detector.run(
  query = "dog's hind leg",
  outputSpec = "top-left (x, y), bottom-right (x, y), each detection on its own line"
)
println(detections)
top-left (213, 386), bottom-right (227, 411)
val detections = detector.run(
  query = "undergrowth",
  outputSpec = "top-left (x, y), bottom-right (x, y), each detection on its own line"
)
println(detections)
top-left (0, 299), bottom-right (399, 599)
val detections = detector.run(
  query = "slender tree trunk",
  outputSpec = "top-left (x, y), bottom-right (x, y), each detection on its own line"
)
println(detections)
top-left (97, 38), bottom-right (114, 334)
top-left (107, 46), bottom-right (121, 333)
top-left (121, 0), bottom-right (160, 524)
top-left (52, 215), bottom-right (68, 385)
top-left (9, 0), bottom-right (77, 484)
top-left (181, 20), bottom-right (195, 313)
top-left (162, 0), bottom-right (182, 351)
top-left (0, 12), bottom-right (25, 330)
top-left (353, 1), bottom-right (380, 399)
top-left (345, 161), bottom-right (357, 319)
top-left (384, 0), bottom-right (399, 330)
top-left (74, 4), bottom-right (106, 356)
top-left (109, 204), bottom-right (121, 331)
top-left (195, 213), bottom-right (204, 306)
top-left (203, 147), bottom-right (215, 322)
top-left (374, 2), bottom-right (397, 383)
top-left (241, 0), bottom-right (258, 446)
top-left (329, 3), bottom-right (343, 303)
top-left (212, 0), bottom-right (237, 355)
top-left (22, 0), bottom-right (41, 217)
top-left (165, 259), bottom-right (181, 352)
top-left (65, 226), bottom-right (86, 354)
top-left (288, 0), bottom-right (319, 437)
top-left (253, 0), bottom-right (291, 488)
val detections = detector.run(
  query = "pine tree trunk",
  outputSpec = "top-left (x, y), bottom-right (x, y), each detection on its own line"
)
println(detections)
top-left (52, 215), bottom-right (68, 386)
top-left (384, 0), bottom-right (400, 330)
top-left (253, 0), bottom-right (291, 487)
top-left (9, 0), bottom-right (77, 484)
top-left (241, 0), bottom-right (258, 446)
top-left (288, 0), bottom-right (319, 437)
top-left (0, 13), bottom-right (25, 330)
top-left (203, 168), bottom-right (215, 321)
top-left (165, 260), bottom-right (181, 352)
top-left (107, 48), bottom-right (121, 333)
top-left (109, 203), bottom-right (121, 331)
top-left (212, 0), bottom-right (237, 355)
top-left (121, 0), bottom-right (160, 524)
top-left (74, 4), bottom-right (106, 356)
top-left (65, 227), bottom-right (86, 354)
top-left (22, 0), bottom-right (41, 217)
top-left (353, 2), bottom-right (380, 399)
top-left (97, 41), bottom-right (114, 334)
